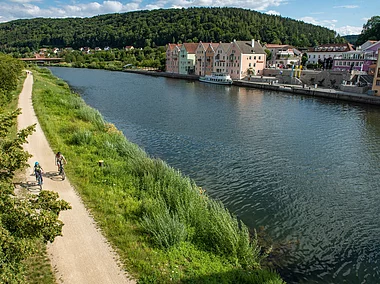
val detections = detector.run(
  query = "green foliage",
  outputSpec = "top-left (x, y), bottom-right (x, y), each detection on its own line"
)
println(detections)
top-left (141, 197), bottom-right (187, 249)
top-left (357, 15), bottom-right (380, 45)
top-left (0, 7), bottom-right (342, 52)
top-left (71, 129), bottom-right (93, 145)
top-left (0, 55), bottom-right (71, 282)
top-left (31, 66), bottom-right (284, 283)
top-left (0, 53), bottom-right (24, 106)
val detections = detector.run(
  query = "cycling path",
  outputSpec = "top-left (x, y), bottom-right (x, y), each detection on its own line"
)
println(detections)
top-left (17, 71), bottom-right (135, 284)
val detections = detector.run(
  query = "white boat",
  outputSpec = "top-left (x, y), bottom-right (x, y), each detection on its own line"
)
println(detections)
top-left (199, 73), bottom-right (233, 85)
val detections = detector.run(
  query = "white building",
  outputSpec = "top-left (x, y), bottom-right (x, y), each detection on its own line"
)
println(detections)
top-left (264, 44), bottom-right (302, 68)
top-left (307, 43), bottom-right (354, 65)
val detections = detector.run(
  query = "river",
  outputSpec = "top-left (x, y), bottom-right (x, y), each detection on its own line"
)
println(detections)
top-left (48, 67), bottom-right (380, 283)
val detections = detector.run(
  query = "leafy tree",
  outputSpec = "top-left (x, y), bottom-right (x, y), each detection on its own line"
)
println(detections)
top-left (357, 16), bottom-right (380, 45)
top-left (0, 8), bottom-right (343, 52)
top-left (0, 53), bottom-right (71, 281)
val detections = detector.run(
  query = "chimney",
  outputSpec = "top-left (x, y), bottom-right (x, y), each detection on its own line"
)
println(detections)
top-left (251, 39), bottom-right (255, 48)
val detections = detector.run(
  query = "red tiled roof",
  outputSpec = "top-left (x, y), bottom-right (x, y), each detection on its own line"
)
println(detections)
top-left (308, 43), bottom-right (354, 52)
top-left (183, 43), bottom-right (198, 53)
top-left (265, 44), bottom-right (288, 48)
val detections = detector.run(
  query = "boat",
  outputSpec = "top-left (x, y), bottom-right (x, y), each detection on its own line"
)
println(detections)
top-left (199, 73), bottom-right (233, 85)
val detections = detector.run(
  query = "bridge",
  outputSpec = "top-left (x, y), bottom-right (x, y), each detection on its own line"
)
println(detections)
top-left (19, 58), bottom-right (63, 64)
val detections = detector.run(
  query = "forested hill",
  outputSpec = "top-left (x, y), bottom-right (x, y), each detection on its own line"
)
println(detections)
top-left (0, 7), bottom-right (344, 51)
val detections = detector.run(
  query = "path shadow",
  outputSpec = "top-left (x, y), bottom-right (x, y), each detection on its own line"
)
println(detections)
top-left (14, 181), bottom-right (41, 193)
top-left (44, 171), bottom-right (64, 181)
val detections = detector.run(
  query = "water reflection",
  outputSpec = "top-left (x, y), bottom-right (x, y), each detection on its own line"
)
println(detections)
top-left (49, 67), bottom-right (380, 283)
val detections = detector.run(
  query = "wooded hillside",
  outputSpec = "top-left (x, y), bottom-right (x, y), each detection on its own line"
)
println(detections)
top-left (0, 7), bottom-right (344, 51)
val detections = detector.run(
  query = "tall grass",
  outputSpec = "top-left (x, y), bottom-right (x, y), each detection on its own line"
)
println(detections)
top-left (31, 67), bottom-right (284, 283)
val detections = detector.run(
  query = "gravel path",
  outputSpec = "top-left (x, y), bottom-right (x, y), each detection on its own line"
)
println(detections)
top-left (18, 71), bottom-right (135, 284)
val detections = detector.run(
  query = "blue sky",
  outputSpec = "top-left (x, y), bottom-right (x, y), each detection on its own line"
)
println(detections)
top-left (0, 0), bottom-right (377, 36)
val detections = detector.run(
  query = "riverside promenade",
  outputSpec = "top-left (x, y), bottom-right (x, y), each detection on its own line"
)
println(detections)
top-left (123, 69), bottom-right (380, 106)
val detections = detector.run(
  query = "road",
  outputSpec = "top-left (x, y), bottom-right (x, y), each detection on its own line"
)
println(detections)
top-left (17, 71), bottom-right (135, 284)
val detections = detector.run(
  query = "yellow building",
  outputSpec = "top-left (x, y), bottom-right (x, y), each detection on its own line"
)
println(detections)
top-left (373, 49), bottom-right (380, 95)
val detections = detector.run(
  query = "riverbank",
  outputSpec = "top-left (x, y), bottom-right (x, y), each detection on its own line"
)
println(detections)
top-left (123, 69), bottom-right (380, 106)
top-left (32, 66), bottom-right (285, 283)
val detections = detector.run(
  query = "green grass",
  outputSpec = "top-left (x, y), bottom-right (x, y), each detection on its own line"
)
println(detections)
top-left (5, 68), bottom-right (56, 284)
top-left (30, 66), bottom-right (285, 283)
top-left (22, 239), bottom-right (56, 284)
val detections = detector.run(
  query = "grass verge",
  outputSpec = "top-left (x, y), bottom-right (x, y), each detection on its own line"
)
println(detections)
top-left (6, 69), bottom-right (56, 284)
top-left (31, 66), bottom-right (284, 283)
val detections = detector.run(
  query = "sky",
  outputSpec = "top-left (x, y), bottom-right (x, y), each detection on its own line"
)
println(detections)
top-left (0, 0), bottom-right (378, 36)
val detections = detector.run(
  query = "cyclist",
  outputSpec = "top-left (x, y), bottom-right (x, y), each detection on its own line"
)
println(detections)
top-left (55, 152), bottom-right (67, 174)
top-left (34, 162), bottom-right (43, 185)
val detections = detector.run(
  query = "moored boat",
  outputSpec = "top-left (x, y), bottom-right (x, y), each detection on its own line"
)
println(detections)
top-left (199, 73), bottom-right (233, 85)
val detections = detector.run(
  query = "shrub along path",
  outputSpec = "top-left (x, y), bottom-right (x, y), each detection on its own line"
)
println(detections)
top-left (17, 71), bottom-right (135, 283)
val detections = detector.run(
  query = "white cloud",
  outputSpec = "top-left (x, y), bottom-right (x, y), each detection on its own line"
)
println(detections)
top-left (165, 0), bottom-right (284, 11)
top-left (9, 0), bottom-right (42, 3)
top-left (335, 25), bottom-right (363, 36)
top-left (0, 1), bottom-right (145, 22)
top-left (299, 16), bottom-right (362, 36)
top-left (333, 5), bottom-right (358, 9)
top-left (0, 0), bottom-right (287, 22)
top-left (266, 10), bottom-right (280, 16)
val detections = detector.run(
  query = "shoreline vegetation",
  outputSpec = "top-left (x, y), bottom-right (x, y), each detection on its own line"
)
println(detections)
top-left (0, 54), bottom-right (70, 283)
top-left (30, 66), bottom-right (285, 283)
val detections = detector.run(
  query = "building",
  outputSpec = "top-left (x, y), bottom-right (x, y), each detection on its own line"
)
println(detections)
top-left (205, 43), bottom-right (220, 75)
top-left (179, 43), bottom-right (198, 75)
top-left (194, 42), bottom-right (209, 76)
top-left (166, 43), bottom-right (181, 73)
top-left (214, 43), bottom-right (230, 74)
top-left (226, 39), bottom-right (266, 80)
top-left (167, 40), bottom-right (266, 79)
top-left (373, 49), bottom-right (380, 95)
top-left (307, 43), bottom-right (354, 65)
top-left (264, 44), bottom-right (302, 68)
top-left (333, 41), bottom-right (380, 72)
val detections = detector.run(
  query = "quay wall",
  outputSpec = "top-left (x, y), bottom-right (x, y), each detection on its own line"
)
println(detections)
top-left (123, 69), bottom-right (380, 106)
top-left (234, 81), bottom-right (380, 106)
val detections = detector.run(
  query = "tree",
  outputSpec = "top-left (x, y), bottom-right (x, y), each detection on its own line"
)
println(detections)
top-left (357, 16), bottom-right (380, 45)
top-left (0, 54), bottom-right (71, 281)
top-left (301, 53), bottom-right (308, 66)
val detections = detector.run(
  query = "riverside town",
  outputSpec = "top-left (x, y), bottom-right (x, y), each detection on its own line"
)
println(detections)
top-left (1, 7), bottom-right (380, 284)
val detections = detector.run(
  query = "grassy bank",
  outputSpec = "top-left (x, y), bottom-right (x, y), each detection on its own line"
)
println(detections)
top-left (31, 66), bottom-right (284, 283)
top-left (4, 70), bottom-right (56, 283)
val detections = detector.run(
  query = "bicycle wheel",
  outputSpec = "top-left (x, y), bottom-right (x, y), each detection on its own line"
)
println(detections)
top-left (37, 174), bottom-right (43, 190)
top-left (61, 168), bottom-right (65, 180)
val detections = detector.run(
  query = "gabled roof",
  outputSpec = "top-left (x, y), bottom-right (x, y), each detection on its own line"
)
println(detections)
top-left (308, 43), bottom-right (354, 52)
top-left (234, 40), bottom-right (266, 54)
top-left (205, 43), bottom-right (220, 52)
top-left (167, 43), bottom-right (181, 51)
top-left (264, 44), bottom-right (289, 48)
top-left (216, 43), bottom-right (231, 52)
top-left (363, 40), bottom-right (380, 51)
top-left (182, 43), bottom-right (198, 53)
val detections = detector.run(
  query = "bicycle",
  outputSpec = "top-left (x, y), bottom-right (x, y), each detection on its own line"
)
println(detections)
top-left (58, 160), bottom-right (65, 180)
top-left (36, 171), bottom-right (43, 190)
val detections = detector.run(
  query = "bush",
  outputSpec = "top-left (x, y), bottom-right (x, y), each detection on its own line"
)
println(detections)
top-left (141, 197), bottom-right (187, 248)
top-left (71, 129), bottom-right (93, 145)
top-left (76, 105), bottom-right (105, 129)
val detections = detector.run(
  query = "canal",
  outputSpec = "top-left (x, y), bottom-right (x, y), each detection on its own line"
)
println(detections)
top-left (49, 67), bottom-right (380, 283)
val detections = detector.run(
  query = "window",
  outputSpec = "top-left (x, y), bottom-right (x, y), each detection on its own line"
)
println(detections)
top-left (249, 56), bottom-right (252, 60)
top-left (249, 63), bottom-right (252, 67)
top-left (376, 80), bottom-right (380, 86)
top-left (254, 56), bottom-right (256, 60)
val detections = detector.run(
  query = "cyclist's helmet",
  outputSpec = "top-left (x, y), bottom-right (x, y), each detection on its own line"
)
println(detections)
top-left (35, 162), bottom-right (39, 166)
top-left (57, 151), bottom-right (61, 155)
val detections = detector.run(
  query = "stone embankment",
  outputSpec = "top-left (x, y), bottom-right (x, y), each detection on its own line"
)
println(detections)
top-left (123, 69), bottom-right (380, 106)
